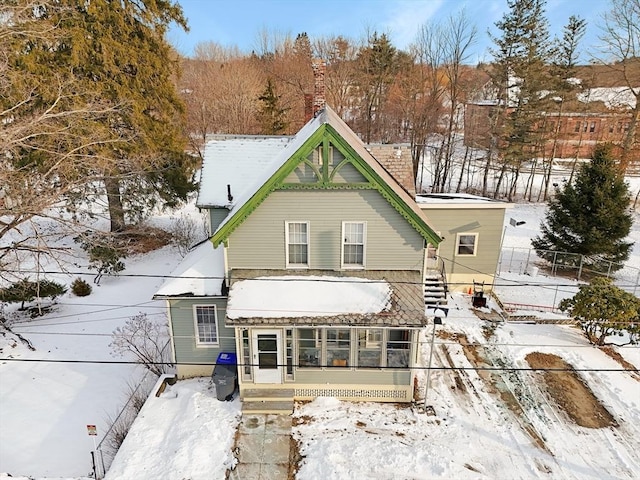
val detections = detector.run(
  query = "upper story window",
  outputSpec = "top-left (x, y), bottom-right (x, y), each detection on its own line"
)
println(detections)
top-left (194, 305), bottom-right (218, 346)
top-left (456, 233), bottom-right (478, 256)
top-left (342, 221), bottom-right (366, 268)
top-left (285, 221), bottom-right (309, 268)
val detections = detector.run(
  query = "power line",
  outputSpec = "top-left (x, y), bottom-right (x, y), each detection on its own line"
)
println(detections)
top-left (2, 268), bottom-right (638, 289)
top-left (0, 357), bottom-right (635, 373)
top-left (8, 329), bottom-right (640, 346)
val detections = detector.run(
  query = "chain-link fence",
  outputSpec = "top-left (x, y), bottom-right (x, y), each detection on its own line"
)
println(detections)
top-left (91, 369), bottom-right (158, 479)
top-left (497, 246), bottom-right (640, 296)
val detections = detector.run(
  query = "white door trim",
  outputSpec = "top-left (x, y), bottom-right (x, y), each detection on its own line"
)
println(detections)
top-left (251, 329), bottom-right (283, 384)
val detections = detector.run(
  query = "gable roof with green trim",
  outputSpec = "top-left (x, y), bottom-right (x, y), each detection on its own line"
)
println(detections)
top-left (209, 106), bottom-right (441, 247)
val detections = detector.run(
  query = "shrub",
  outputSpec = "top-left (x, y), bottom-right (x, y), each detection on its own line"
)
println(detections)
top-left (75, 231), bottom-right (126, 284)
top-left (0, 279), bottom-right (67, 309)
top-left (71, 278), bottom-right (92, 297)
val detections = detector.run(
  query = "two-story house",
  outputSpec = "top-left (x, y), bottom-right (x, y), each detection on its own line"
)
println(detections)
top-left (154, 106), bottom-right (448, 411)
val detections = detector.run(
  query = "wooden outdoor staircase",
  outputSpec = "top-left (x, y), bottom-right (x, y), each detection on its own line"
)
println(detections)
top-left (241, 388), bottom-right (294, 415)
top-left (424, 272), bottom-right (448, 312)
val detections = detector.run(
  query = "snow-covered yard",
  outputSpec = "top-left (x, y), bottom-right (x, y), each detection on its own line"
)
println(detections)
top-left (1, 199), bottom-right (639, 479)
top-left (292, 294), bottom-right (640, 480)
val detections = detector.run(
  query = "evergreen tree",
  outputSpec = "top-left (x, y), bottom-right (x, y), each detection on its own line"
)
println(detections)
top-left (257, 78), bottom-right (289, 134)
top-left (4, 0), bottom-right (195, 232)
top-left (488, 0), bottom-right (551, 200)
top-left (541, 15), bottom-right (587, 200)
top-left (355, 32), bottom-right (400, 143)
top-left (532, 144), bottom-right (633, 272)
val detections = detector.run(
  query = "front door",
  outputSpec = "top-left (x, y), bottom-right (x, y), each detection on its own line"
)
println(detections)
top-left (251, 330), bottom-right (283, 384)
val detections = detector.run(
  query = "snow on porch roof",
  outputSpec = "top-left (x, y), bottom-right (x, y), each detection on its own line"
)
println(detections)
top-left (226, 270), bottom-right (429, 327)
top-left (227, 276), bottom-right (391, 319)
top-left (153, 241), bottom-right (225, 298)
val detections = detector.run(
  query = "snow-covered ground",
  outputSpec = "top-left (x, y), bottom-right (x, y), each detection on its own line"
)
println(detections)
top-left (292, 293), bottom-right (640, 480)
top-left (1, 193), bottom-right (639, 479)
top-left (104, 377), bottom-right (240, 480)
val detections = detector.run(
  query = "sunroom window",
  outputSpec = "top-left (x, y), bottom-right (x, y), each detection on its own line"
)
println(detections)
top-left (326, 328), bottom-right (350, 367)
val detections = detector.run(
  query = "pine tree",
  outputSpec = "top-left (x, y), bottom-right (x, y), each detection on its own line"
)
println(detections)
top-left (489, 0), bottom-right (551, 200)
top-left (355, 32), bottom-right (400, 143)
top-left (4, 0), bottom-right (196, 232)
top-left (257, 78), bottom-right (289, 134)
top-left (532, 144), bottom-right (633, 272)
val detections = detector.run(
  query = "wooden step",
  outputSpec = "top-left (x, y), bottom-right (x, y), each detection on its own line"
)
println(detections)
top-left (242, 388), bottom-right (294, 400)
top-left (241, 400), bottom-right (294, 415)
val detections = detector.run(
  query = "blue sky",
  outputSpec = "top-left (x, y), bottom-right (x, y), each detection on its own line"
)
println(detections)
top-left (168, 0), bottom-right (610, 63)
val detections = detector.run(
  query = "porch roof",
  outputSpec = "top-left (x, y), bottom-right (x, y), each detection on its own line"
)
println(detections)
top-left (225, 270), bottom-right (427, 327)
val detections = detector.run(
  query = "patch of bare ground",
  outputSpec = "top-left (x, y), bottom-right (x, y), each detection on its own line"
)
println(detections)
top-left (288, 435), bottom-right (301, 480)
top-left (525, 352), bottom-right (618, 428)
top-left (453, 333), bottom-right (549, 452)
top-left (116, 225), bottom-right (172, 255)
top-left (600, 346), bottom-right (640, 381)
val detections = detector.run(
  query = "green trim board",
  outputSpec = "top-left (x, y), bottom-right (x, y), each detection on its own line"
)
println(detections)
top-left (211, 113), bottom-right (441, 248)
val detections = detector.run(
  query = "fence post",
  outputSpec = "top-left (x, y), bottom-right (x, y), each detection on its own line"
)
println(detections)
top-left (635, 270), bottom-right (639, 296)
top-left (524, 248), bottom-right (531, 274)
top-left (552, 251), bottom-right (558, 277)
top-left (577, 255), bottom-right (584, 281)
top-left (91, 451), bottom-right (97, 480)
top-left (509, 247), bottom-right (515, 272)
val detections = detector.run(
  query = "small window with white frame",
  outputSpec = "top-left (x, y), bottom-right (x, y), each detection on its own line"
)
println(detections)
top-left (285, 221), bottom-right (309, 267)
top-left (342, 221), bottom-right (366, 267)
top-left (456, 233), bottom-right (478, 256)
top-left (193, 305), bottom-right (218, 346)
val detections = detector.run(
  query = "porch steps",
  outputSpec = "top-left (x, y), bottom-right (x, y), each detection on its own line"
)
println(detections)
top-left (241, 388), bottom-right (295, 414)
top-left (241, 400), bottom-right (294, 415)
top-left (424, 274), bottom-right (448, 310)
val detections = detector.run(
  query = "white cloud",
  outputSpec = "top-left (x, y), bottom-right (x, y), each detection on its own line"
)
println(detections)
top-left (383, 0), bottom-right (445, 49)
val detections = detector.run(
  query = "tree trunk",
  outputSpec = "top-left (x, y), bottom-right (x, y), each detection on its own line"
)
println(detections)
top-left (105, 177), bottom-right (126, 232)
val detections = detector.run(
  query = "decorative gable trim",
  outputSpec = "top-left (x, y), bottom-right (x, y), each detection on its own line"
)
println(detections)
top-left (211, 122), bottom-right (441, 248)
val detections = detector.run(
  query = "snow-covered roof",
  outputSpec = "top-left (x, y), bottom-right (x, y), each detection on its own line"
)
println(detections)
top-left (579, 87), bottom-right (637, 109)
top-left (225, 270), bottom-right (428, 327)
top-left (197, 135), bottom-right (292, 208)
top-left (227, 276), bottom-right (391, 319)
top-left (153, 242), bottom-right (225, 298)
top-left (416, 193), bottom-right (512, 209)
top-left (207, 106), bottom-right (440, 246)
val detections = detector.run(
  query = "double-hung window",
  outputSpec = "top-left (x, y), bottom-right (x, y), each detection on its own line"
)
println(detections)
top-left (286, 221), bottom-right (309, 267)
top-left (456, 233), bottom-right (478, 256)
top-left (342, 221), bottom-right (366, 268)
top-left (194, 305), bottom-right (218, 345)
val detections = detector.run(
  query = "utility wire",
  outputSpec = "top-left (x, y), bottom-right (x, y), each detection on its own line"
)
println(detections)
top-left (0, 357), bottom-right (635, 372)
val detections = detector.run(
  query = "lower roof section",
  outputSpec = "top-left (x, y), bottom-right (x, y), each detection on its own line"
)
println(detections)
top-left (226, 269), bottom-right (427, 327)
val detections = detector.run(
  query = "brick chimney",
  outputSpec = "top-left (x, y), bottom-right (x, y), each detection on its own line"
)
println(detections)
top-left (312, 59), bottom-right (326, 116)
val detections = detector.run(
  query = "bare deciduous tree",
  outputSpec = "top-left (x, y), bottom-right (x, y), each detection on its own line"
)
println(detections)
top-left (597, 0), bottom-right (640, 171)
top-left (110, 313), bottom-right (172, 377)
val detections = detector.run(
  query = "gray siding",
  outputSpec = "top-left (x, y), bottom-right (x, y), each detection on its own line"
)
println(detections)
top-left (292, 369), bottom-right (410, 385)
top-left (209, 208), bottom-right (229, 232)
top-left (227, 189), bottom-right (424, 271)
top-left (423, 208), bottom-right (505, 277)
top-left (169, 297), bottom-right (236, 365)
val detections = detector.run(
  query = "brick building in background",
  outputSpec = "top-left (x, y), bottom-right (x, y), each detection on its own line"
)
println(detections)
top-left (464, 62), bottom-right (639, 166)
